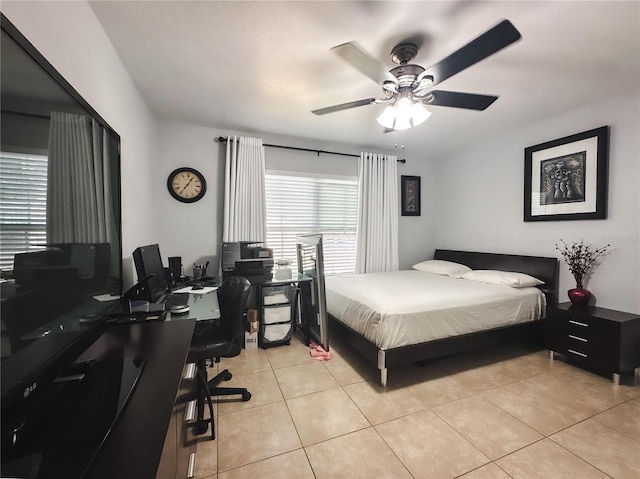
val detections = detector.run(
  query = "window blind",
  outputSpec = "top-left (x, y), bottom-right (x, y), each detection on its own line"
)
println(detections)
top-left (0, 152), bottom-right (48, 271)
top-left (265, 173), bottom-right (358, 276)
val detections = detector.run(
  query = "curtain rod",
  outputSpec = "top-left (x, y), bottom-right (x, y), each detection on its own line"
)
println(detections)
top-left (215, 136), bottom-right (406, 163)
top-left (2, 110), bottom-right (50, 120)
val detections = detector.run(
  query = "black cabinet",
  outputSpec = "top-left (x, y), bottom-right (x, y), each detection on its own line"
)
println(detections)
top-left (547, 302), bottom-right (640, 384)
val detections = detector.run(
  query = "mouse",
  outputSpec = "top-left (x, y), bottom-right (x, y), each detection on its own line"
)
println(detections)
top-left (192, 284), bottom-right (204, 290)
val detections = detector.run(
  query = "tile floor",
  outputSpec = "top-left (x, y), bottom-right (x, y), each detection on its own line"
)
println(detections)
top-left (192, 333), bottom-right (640, 479)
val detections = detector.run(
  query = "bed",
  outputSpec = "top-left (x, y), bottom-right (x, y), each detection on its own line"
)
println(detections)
top-left (326, 249), bottom-right (558, 386)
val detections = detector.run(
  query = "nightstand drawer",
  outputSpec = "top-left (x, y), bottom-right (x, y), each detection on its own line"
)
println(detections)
top-left (566, 317), bottom-right (590, 333)
top-left (553, 323), bottom-right (616, 364)
top-left (566, 333), bottom-right (589, 348)
top-left (551, 311), bottom-right (616, 341)
top-left (546, 312), bottom-right (593, 349)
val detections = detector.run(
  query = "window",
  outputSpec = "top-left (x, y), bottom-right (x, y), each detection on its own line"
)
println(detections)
top-left (0, 152), bottom-right (48, 271)
top-left (265, 172), bottom-right (358, 276)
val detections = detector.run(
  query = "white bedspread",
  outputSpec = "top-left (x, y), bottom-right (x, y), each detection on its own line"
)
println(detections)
top-left (325, 270), bottom-right (546, 350)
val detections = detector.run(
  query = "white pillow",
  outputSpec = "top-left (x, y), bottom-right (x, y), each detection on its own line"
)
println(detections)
top-left (460, 270), bottom-right (544, 288)
top-left (412, 260), bottom-right (471, 278)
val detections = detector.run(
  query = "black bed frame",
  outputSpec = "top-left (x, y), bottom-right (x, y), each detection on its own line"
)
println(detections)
top-left (328, 249), bottom-right (559, 386)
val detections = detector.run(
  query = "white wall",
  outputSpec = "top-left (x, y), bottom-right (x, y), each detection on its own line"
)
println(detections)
top-left (434, 93), bottom-right (640, 313)
top-left (155, 123), bottom-right (437, 272)
top-left (2, 1), bottom-right (159, 286)
top-left (1, 0), bottom-right (437, 284)
top-left (16, 0), bottom-right (632, 310)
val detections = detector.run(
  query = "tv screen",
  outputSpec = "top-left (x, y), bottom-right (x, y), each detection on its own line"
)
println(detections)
top-left (0, 11), bottom-right (122, 441)
top-left (11, 243), bottom-right (112, 291)
top-left (132, 244), bottom-right (169, 302)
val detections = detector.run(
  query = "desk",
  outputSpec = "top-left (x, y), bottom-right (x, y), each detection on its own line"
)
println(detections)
top-left (1, 291), bottom-right (220, 479)
top-left (167, 290), bottom-right (220, 323)
top-left (86, 291), bottom-right (221, 479)
top-left (84, 320), bottom-right (195, 479)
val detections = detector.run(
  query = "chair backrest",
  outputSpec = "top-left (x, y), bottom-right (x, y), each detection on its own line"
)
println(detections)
top-left (217, 276), bottom-right (251, 340)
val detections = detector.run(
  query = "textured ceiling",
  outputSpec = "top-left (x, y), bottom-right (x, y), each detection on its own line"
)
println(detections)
top-left (89, 1), bottom-right (640, 158)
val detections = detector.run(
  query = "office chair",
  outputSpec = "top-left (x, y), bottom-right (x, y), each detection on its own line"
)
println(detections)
top-left (188, 275), bottom-right (252, 439)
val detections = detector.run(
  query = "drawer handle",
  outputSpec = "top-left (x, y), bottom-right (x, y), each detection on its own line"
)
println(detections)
top-left (568, 335), bottom-right (588, 342)
top-left (568, 320), bottom-right (588, 327)
top-left (187, 452), bottom-right (196, 479)
top-left (568, 349), bottom-right (588, 358)
top-left (185, 400), bottom-right (197, 422)
top-left (184, 362), bottom-right (196, 380)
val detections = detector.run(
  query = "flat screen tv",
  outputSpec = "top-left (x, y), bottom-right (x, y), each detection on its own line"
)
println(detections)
top-left (0, 11), bottom-right (123, 460)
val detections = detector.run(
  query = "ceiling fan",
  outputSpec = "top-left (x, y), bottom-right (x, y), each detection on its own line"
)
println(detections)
top-left (312, 20), bottom-right (521, 130)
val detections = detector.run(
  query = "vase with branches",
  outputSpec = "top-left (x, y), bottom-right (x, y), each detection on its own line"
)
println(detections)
top-left (556, 239), bottom-right (610, 305)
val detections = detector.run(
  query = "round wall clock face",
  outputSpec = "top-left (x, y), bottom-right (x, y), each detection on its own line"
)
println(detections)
top-left (167, 167), bottom-right (207, 203)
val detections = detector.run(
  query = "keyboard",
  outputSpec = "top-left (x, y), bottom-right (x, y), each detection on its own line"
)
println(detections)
top-left (188, 277), bottom-right (217, 287)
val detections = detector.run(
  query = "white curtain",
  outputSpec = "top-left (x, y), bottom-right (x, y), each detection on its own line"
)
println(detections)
top-left (222, 135), bottom-right (267, 242)
top-left (47, 111), bottom-right (116, 246)
top-left (355, 152), bottom-right (399, 274)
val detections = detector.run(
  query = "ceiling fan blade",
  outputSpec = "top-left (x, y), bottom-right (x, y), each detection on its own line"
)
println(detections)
top-left (420, 20), bottom-right (521, 86)
top-left (424, 90), bottom-right (498, 110)
top-left (312, 98), bottom-right (377, 115)
top-left (331, 42), bottom-right (398, 85)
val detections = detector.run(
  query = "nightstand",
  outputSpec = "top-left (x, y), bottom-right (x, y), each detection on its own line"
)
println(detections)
top-left (547, 302), bottom-right (640, 384)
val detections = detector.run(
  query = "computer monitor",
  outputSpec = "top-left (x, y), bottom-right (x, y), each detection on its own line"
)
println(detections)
top-left (132, 244), bottom-right (169, 302)
top-left (13, 243), bottom-right (112, 292)
top-left (53, 243), bottom-right (111, 288)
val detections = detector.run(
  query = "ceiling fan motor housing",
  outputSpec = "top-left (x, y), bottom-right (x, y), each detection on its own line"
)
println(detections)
top-left (390, 64), bottom-right (427, 91)
top-left (390, 42), bottom-right (419, 64)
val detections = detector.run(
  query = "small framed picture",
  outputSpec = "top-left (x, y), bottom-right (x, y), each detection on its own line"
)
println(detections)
top-left (401, 175), bottom-right (421, 216)
top-left (524, 126), bottom-right (609, 221)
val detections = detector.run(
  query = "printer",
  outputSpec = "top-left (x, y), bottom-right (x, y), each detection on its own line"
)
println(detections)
top-left (221, 242), bottom-right (274, 282)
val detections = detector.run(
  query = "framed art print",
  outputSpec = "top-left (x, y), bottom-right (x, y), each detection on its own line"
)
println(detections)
top-left (524, 126), bottom-right (609, 221)
top-left (401, 175), bottom-right (421, 216)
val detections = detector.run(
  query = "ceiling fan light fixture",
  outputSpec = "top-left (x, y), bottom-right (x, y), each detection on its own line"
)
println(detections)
top-left (376, 96), bottom-right (431, 130)
top-left (411, 101), bottom-right (431, 127)
top-left (376, 104), bottom-right (396, 129)
top-left (395, 96), bottom-right (413, 118)
top-left (394, 115), bottom-right (412, 131)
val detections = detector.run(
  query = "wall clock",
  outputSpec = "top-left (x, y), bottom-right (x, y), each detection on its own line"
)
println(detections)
top-left (167, 167), bottom-right (207, 203)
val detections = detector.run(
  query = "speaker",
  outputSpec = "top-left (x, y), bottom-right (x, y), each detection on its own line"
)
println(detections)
top-left (168, 256), bottom-right (182, 284)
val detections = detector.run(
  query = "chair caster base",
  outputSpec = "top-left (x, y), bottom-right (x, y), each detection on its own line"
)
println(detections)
top-left (193, 419), bottom-right (211, 436)
top-left (242, 391), bottom-right (251, 401)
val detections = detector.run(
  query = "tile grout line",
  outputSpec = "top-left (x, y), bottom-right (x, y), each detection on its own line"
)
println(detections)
top-left (545, 432), bottom-right (617, 479)
top-left (590, 396), bottom-right (640, 444)
top-left (204, 341), bottom-right (638, 478)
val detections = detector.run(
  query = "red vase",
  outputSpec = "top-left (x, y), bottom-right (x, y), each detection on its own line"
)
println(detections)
top-left (568, 287), bottom-right (591, 305)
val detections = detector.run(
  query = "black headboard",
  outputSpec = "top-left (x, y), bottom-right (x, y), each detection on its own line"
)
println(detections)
top-left (434, 249), bottom-right (559, 304)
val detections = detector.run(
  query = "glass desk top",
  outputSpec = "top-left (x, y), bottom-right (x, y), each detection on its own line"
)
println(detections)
top-left (166, 272), bottom-right (313, 322)
top-left (166, 289), bottom-right (220, 322)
